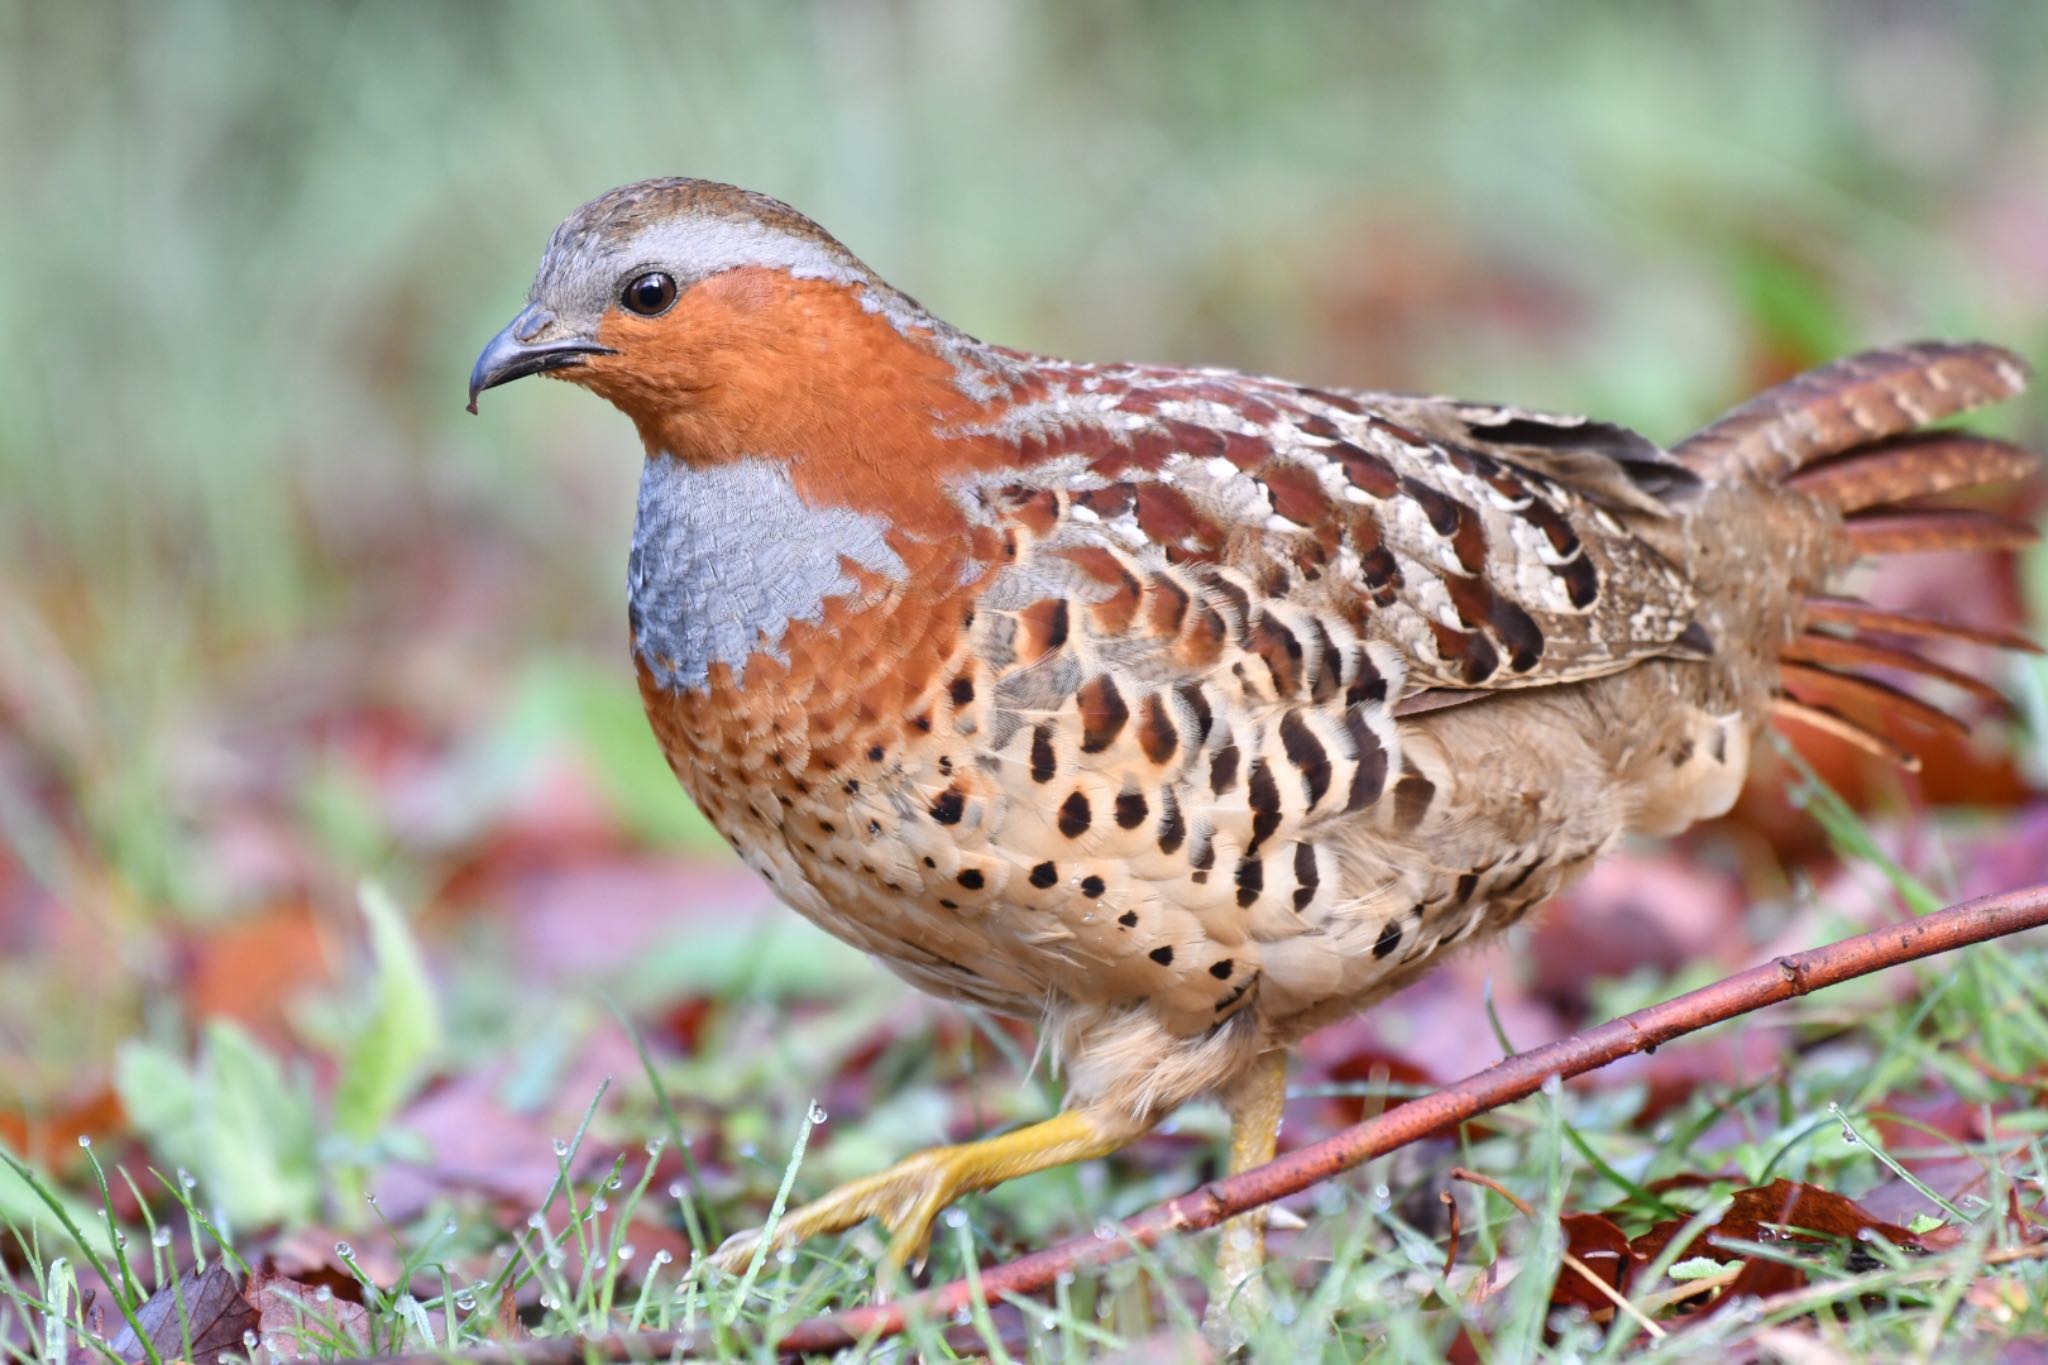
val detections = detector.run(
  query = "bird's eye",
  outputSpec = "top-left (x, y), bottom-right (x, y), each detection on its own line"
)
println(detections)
top-left (621, 271), bottom-right (678, 316)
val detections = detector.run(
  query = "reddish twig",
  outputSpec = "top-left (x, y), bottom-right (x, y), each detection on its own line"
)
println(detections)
top-left (350, 882), bottom-right (2048, 1362)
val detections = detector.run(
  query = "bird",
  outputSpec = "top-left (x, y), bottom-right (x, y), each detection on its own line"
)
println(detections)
top-left (469, 176), bottom-right (2038, 1290)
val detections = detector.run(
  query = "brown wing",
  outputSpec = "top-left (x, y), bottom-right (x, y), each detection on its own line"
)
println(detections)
top-left (952, 362), bottom-right (1706, 698)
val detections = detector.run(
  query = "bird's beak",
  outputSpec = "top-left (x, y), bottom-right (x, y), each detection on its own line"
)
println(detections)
top-left (467, 304), bottom-right (616, 413)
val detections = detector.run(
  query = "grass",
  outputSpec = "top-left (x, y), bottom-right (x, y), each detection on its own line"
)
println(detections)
top-left (7, 1), bottom-right (2048, 1359)
top-left (12, 784), bottom-right (2048, 1360)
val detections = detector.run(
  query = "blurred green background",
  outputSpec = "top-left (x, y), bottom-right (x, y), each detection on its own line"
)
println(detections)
top-left (5, 2), bottom-right (2048, 1114)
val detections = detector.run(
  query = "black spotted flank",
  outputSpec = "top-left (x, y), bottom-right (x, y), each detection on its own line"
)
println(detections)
top-left (1342, 712), bottom-right (1388, 813)
top-left (1077, 674), bottom-right (1130, 753)
top-left (1030, 725), bottom-right (1057, 783)
top-left (1234, 856), bottom-right (1263, 908)
top-left (1058, 790), bottom-right (1092, 838)
top-left (1149, 945), bottom-right (1175, 966)
top-left (928, 788), bottom-right (965, 825)
top-left (1209, 958), bottom-right (1234, 980)
top-left (1209, 739), bottom-right (1241, 795)
top-left (1137, 692), bottom-right (1180, 765)
top-left (949, 674), bottom-right (975, 707)
top-left (1029, 861), bottom-right (1058, 889)
top-left (1114, 789), bottom-right (1148, 829)
top-left (1080, 875), bottom-right (1106, 898)
top-left (1175, 681), bottom-right (1214, 744)
top-left (1278, 712), bottom-right (1332, 809)
top-left (1118, 910), bottom-right (1138, 928)
top-left (957, 869), bottom-right (985, 890)
top-left (1373, 920), bottom-right (1403, 959)
top-left (1245, 758), bottom-right (1282, 856)
top-left (1156, 787), bottom-right (1187, 855)
top-left (1292, 841), bottom-right (1319, 911)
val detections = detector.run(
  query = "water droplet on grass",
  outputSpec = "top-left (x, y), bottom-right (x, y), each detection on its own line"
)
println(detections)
top-left (152, 1227), bottom-right (172, 1248)
top-left (334, 1241), bottom-right (352, 1258)
top-left (76, 1135), bottom-right (91, 1149)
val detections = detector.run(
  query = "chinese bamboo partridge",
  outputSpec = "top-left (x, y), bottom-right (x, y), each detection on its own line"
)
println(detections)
top-left (470, 178), bottom-right (2038, 1286)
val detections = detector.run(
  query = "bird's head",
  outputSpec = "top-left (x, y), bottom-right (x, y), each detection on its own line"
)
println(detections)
top-left (468, 178), bottom-right (967, 460)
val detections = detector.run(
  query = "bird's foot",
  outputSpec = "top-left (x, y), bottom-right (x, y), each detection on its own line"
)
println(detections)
top-left (708, 1107), bottom-right (1147, 1291)
top-left (710, 1145), bottom-right (971, 1286)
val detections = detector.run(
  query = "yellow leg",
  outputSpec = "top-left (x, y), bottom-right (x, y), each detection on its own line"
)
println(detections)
top-left (1212, 1050), bottom-right (1288, 1313)
top-left (711, 1105), bottom-right (1152, 1283)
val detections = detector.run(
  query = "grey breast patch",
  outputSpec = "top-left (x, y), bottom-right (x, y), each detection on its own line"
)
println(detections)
top-left (630, 455), bottom-right (909, 692)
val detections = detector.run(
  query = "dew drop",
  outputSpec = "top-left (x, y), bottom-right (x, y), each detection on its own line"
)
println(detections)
top-left (546, 1249), bottom-right (565, 1269)
top-left (616, 1244), bottom-right (636, 1262)
top-left (667, 1182), bottom-right (686, 1199)
top-left (443, 1219), bottom-right (458, 1236)
top-left (1093, 1222), bottom-right (1117, 1241)
top-left (652, 1250), bottom-right (673, 1266)
top-left (943, 1209), bottom-right (968, 1229)
top-left (592, 1253), bottom-right (607, 1270)
top-left (77, 1135), bottom-right (92, 1149)
top-left (1041, 1314), bottom-right (1058, 1331)
top-left (775, 1246), bottom-right (796, 1265)
top-left (115, 1232), bottom-right (127, 1249)
top-left (552, 1139), bottom-right (570, 1158)
top-left (334, 1241), bottom-right (352, 1258)
top-left (592, 1197), bottom-right (609, 1213)
top-left (738, 1142), bottom-right (759, 1160)
top-left (178, 1168), bottom-right (197, 1190)
top-left (527, 1213), bottom-right (547, 1230)
top-left (952, 1307), bottom-right (973, 1325)
top-left (243, 1330), bottom-right (259, 1349)
top-left (152, 1227), bottom-right (172, 1248)
top-left (455, 1294), bottom-right (476, 1313)
top-left (607, 1175), bottom-right (623, 1191)
top-left (314, 1286), bottom-right (333, 1303)
top-left (645, 1137), bottom-right (667, 1157)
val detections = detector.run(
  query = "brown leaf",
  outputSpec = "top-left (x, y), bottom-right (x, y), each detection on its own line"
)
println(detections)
top-left (1552, 1212), bottom-right (1641, 1312)
top-left (1630, 1178), bottom-right (1919, 1315)
top-left (107, 1264), bottom-right (257, 1365)
top-left (249, 1271), bottom-right (372, 1357)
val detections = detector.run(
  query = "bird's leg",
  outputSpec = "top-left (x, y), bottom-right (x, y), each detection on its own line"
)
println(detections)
top-left (711, 1105), bottom-right (1153, 1285)
top-left (1210, 1050), bottom-right (1289, 1321)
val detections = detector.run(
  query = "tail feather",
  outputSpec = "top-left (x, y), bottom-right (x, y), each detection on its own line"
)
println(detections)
top-left (1804, 596), bottom-right (2042, 655)
top-left (1840, 508), bottom-right (2037, 557)
top-left (1779, 661), bottom-right (1973, 740)
top-left (1676, 340), bottom-right (2030, 482)
top-left (1783, 630), bottom-right (2010, 708)
top-left (1771, 697), bottom-right (1921, 771)
top-left (1681, 341), bottom-right (2037, 769)
top-left (1782, 433), bottom-right (2037, 512)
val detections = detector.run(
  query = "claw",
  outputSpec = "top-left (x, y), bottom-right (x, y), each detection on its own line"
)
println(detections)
top-left (706, 1108), bottom-right (1145, 1289)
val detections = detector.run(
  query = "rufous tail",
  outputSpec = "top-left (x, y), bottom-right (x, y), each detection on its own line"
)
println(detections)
top-left (1675, 341), bottom-right (2039, 770)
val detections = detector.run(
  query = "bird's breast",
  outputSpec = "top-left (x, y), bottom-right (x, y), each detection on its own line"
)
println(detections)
top-left (628, 452), bottom-right (910, 694)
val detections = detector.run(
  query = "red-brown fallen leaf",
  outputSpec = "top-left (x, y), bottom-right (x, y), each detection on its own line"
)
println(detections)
top-left (1553, 1212), bottom-right (1642, 1313)
top-left (1630, 1178), bottom-right (1920, 1314)
top-left (0, 1085), bottom-right (124, 1169)
top-left (249, 1270), bottom-right (372, 1357)
top-left (175, 900), bottom-right (330, 1040)
top-left (106, 1264), bottom-right (257, 1365)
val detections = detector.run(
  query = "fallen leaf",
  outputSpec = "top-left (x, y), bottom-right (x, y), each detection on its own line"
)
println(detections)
top-left (107, 1264), bottom-right (257, 1365)
top-left (249, 1270), bottom-right (373, 1357)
